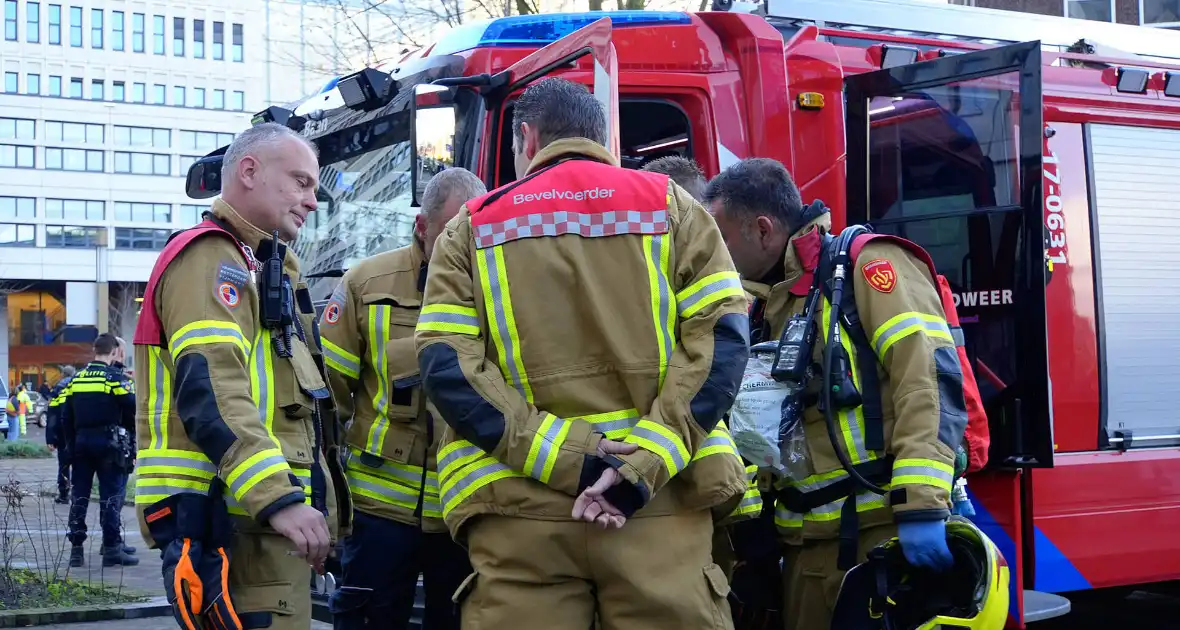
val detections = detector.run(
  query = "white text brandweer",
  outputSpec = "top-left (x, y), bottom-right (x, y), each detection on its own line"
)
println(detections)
top-left (513, 188), bottom-right (616, 204)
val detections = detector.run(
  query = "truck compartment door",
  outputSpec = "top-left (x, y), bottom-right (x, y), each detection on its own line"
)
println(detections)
top-left (843, 41), bottom-right (1051, 470)
top-left (482, 17), bottom-right (620, 185)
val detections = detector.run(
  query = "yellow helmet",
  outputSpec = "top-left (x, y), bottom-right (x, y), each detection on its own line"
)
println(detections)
top-left (830, 516), bottom-right (1010, 630)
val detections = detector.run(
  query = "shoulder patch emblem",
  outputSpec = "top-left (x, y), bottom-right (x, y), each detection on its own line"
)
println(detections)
top-left (217, 262), bottom-right (250, 289)
top-left (323, 302), bottom-right (341, 324)
top-left (217, 283), bottom-right (241, 308)
top-left (862, 259), bottom-right (897, 293)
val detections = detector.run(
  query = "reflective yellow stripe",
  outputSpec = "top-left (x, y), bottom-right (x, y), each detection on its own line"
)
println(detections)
top-left (869, 311), bottom-right (954, 358)
top-left (168, 319), bottom-right (250, 358)
top-left (437, 440), bottom-right (525, 517)
top-left (774, 486), bottom-right (890, 529)
top-left (675, 271), bottom-right (743, 318)
top-left (691, 424), bottom-right (739, 461)
top-left (346, 467), bottom-right (420, 511)
top-left (322, 338), bottom-right (361, 379)
top-left (820, 297), bottom-right (876, 466)
top-left (365, 305), bottom-right (393, 454)
top-left (523, 414), bottom-right (572, 485)
top-left (134, 477), bottom-right (213, 504)
top-left (146, 346), bottom-right (172, 449)
top-left (423, 474), bottom-right (442, 519)
top-left (225, 448), bottom-right (290, 502)
top-left (643, 234), bottom-right (676, 388)
top-left (892, 458), bottom-right (954, 493)
top-left (624, 419), bottom-right (690, 476)
top-left (728, 464), bottom-right (763, 519)
top-left (250, 329), bottom-right (278, 438)
top-left (579, 409), bottom-right (639, 440)
top-left (136, 448), bottom-right (216, 479)
top-left (417, 304), bottom-right (480, 336)
top-left (477, 246), bottom-right (532, 401)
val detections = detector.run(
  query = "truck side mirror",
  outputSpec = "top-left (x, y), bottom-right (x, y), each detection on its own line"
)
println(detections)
top-left (410, 83), bottom-right (458, 208)
top-left (186, 153), bottom-right (226, 199)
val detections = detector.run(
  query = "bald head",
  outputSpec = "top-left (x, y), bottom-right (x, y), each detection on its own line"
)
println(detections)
top-left (415, 168), bottom-right (487, 262)
top-left (220, 123), bottom-right (320, 242)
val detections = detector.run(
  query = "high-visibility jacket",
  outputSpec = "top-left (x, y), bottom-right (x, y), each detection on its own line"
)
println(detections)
top-left (415, 138), bottom-right (753, 539)
top-left (131, 199), bottom-right (351, 546)
top-left (743, 214), bottom-right (963, 544)
top-left (318, 240), bottom-right (445, 533)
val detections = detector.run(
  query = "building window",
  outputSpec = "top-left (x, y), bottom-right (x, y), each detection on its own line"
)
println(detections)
top-left (0, 196), bottom-right (35, 219)
top-left (114, 152), bottom-right (170, 176)
top-left (0, 223), bottom-right (35, 246)
top-left (114, 125), bottom-right (169, 148)
top-left (132, 82), bottom-right (144, 103)
top-left (69, 77), bottom-right (81, 98)
top-left (90, 79), bottom-right (103, 100)
top-left (1066, 0), bottom-right (1114, 21)
top-left (193, 19), bottom-right (204, 58)
top-left (153, 83), bottom-right (165, 104)
top-left (47, 198), bottom-right (103, 220)
top-left (212, 89), bottom-right (225, 110)
top-left (112, 81), bottom-right (124, 101)
top-left (0, 145), bottom-right (35, 168)
top-left (4, 1), bottom-right (16, 41)
top-left (4, 72), bottom-right (16, 94)
top-left (111, 10), bottom-right (122, 50)
top-left (0, 118), bottom-right (35, 140)
top-left (173, 85), bottom-right (185, 107)
top-left (26, 2), bottom-right (38, 43)
top-left (114, 201), bottom-right (171, 222)
top-left (26, 74), bottom-right (39, 95)
top-left (212, 21), bottom-right (223, 60)
top-left (179, 204), bottom-right (205, 226)
top-left (152, 14), bottom-right (163, 54)
top-left (232, 23), bottom-right (243, 62)
top-left (45, 225), bottom-right (103, 248)
top-left (131, 12), bottom-right (143, 52)
top-left (192, 87), bottom-right (205, 108)
top-left (173, 16), bottom-right (183, 56)
top-left (49, 75), bottom-right (61, 96)
top-left (181, 131), bottom-right (234, 152)
top-left (231, 90), bottom-right (244, 111)
top-left (47, 3), bottom-right (58, 44)
top-left (46, 148), bottom-right (103, 172)
top-left (46, 121), bottom-right (103, 143)
top-left (90, 7), bottom-right (101, 48)
top-left (68, 5), bottom-right (79, 46)
top-left (1142, 0), bottom-right (1180, 24)
top-left (115, 227), bottom-right (172, 250)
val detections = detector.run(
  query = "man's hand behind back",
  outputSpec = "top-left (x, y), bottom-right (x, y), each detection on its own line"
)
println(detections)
top-left (572, 439), bottom-right (638, 529)
top-left (268, 502), bottom-right (331, 571)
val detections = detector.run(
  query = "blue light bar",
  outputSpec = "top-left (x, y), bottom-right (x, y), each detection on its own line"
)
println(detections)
top-left (431, 11), bottom-right (692, 57)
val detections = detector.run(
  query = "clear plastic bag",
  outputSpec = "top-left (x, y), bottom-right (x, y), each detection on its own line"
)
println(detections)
top-left (729, 342), bottom-right (812, 481)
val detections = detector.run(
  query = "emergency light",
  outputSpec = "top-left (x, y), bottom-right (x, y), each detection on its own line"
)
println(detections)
top-left (1167, 72), bottom-right (1180, 98)
top-left (431, 11), bottom-right (692, 56)
top-left (1115, 67), bottom-right (1150, 94)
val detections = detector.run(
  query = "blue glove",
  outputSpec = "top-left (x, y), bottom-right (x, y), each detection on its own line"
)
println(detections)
top-left (952, 496), bottom-right (976, 517)
top-left (897, 519), bottom-right (954, 571)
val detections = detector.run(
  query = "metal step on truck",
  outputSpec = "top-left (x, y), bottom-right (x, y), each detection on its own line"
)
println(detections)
top-left (186, 0), bottom-right (1180, 626)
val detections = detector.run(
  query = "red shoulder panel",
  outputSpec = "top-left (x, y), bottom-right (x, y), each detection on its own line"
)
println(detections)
top-left (850, 233), bottom-right (938, 283)
top-left (133, 221), bottom-right (249, 347)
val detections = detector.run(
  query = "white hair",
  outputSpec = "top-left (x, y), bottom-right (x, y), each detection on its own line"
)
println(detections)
top-left (221, 122), bottom-right (317, 183)
top-left (421, 168), bottom-right (487, 219)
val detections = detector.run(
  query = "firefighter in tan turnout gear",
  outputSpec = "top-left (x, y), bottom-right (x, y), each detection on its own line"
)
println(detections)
top-left (133, 123), bottom-right (351, 630)
top-left (704, 158), bottom-right (965, 630)
top-left (321, 168), bottom-right (487, 630)
top-left (415, 77), bottom-right (751, 630)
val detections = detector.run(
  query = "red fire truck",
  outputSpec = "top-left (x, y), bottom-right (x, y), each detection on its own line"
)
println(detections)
top-left (186, 0), bottom-right (1180, 625)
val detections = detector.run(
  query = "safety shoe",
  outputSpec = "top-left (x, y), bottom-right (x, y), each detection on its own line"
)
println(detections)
top-left (102, 548), bottom-right (139, 567)
top-left (54, 495), bottom-right (69, 505)
top-left (100, 543), bottom-right (137, 555)
top-left (69, 545), bottom-right (84, 568)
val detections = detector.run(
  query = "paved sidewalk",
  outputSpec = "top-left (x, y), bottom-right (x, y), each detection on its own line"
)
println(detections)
top-left (27, 618), bottom-right (332, 630)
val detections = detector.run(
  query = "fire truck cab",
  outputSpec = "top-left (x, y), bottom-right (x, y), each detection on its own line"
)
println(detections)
top-left (186, 0), bottom-right (1180, 626)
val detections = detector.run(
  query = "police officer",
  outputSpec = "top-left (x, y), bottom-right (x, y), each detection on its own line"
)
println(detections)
top-left (322, 168), bottom-right (486, 630)
top-left (60, 333), bottom-right (138, 568)
top-left (46, 365), bottom-right (76, 504)
top-left (100, 337), bottom-right (138, 558)
top-left (704, 158), bottom-right (962, 630)
top-left (132, 122), bottom-right (350, 629)
top-left (416, 77), bottom-right (750, 630)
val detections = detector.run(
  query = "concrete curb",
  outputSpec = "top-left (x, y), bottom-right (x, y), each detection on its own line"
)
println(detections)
top-left (0, 596), bottom-right (171, 627)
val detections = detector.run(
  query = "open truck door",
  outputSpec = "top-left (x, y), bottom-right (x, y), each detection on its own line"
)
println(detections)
top-left (843, 41), bottom-right (1064, 627)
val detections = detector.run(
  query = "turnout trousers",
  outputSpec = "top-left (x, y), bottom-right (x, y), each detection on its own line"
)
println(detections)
top-left (458, 510), bottom-right (733, 630)
top-left (780, 523), bottom-right (897, 630)
top-left (330, 511), bottom-right (471, 630)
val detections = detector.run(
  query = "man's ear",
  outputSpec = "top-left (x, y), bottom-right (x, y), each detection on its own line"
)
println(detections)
top-left (522, 122), bottom-right (541, 160)
top-left (755, 215), bottom-right (779, 246)
top-left (413, 213), bottom-right (427, 241)
top-left (238, 155), bottom-right (259, 189)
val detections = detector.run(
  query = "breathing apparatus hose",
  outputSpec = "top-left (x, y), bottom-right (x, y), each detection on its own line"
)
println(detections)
top-left (822, 232), bottom-right (890, 497)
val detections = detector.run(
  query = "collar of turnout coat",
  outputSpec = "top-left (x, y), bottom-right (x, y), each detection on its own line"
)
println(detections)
top-left (211, 198), bottom-right (303, 277)
top-left (741, 212), bottom-right (832, 302)
top-left (523, 137), bottom-right (620, 176)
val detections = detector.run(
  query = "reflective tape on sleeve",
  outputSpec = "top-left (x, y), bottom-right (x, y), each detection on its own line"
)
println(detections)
top-left (891, 458), bottom-right (954, 493)
top-left (322, 338), bottom-right (361, 379)
top-left (624, 419), bottom-right (689, 476)
top-left (418, 304), bottom-right (481, 336)
top-left (675, 271), bottom-right (744, 319)
top-left (225, 448), bottom-right (291, 503)
top-left (870, 311), bottom-right (954, 359)
top-left (522, 414), bottom-right (572, 485)
top-left (169, 319), bottom-right (251, 358)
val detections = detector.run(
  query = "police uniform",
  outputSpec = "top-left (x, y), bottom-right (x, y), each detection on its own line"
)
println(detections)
top-left (416, 138), bottom-right (751, 630)
top-left (60, 360), bottom-right (136, 560)
top-left (47, 374), bottom-right (76, 502)
top-left (320, 239), bottom-right (470, 630)
top-left (132, 199), bottom-right (352, 629)
top-left (743, 214), bottom-right (967, 630)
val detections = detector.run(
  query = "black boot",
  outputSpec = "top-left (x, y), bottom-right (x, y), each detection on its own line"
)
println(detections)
top-left (54, 495), bottom-right (69, 505)
top-left (69, 545), bottom-right (84, 568)
top-left (102, 546), bottom-right (139, 567)
top-left (100, 543), bottom-right (137, 555)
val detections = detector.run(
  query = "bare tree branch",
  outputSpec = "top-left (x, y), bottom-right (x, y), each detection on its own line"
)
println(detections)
top-left (0, 281), bottom-right (34, 296)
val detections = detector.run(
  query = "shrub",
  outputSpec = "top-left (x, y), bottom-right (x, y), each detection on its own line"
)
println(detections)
top-left (0, 442), bottom-right (52, 459)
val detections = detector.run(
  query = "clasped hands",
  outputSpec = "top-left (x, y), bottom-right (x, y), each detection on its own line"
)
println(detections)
top-left (570, 439), bottom-right (638, 530)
